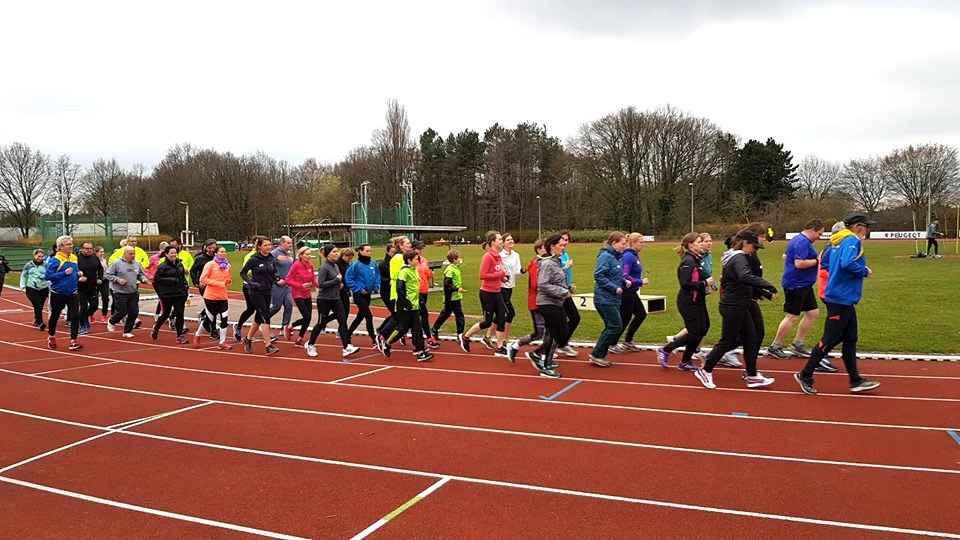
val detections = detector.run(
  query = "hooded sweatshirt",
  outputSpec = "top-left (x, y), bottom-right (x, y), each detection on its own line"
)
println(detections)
top-left (536, 255), bottom-right (569, 307)
top-left (395, 263), bottom-right (421, 311)
top-left (316, 260), bottom-right (343, 300)
top-left (525, 256), bottom-right (540, 311)
top-left (718, 249), bottom-right (777, 307)
top-left (20, 259), bottom-right (49, 290)
top-left (479, 248), bottom-right (506, 293)
top-left (824, 228), bottom-right (869, 306)
top-left (676, 251), bottom-right (706, 305)
top-left (442, 261), bottom-right (463, 303)
top-left (345, 255), bottom-right (379, 295)
top-left (592, 246), bottom-right (624, 306)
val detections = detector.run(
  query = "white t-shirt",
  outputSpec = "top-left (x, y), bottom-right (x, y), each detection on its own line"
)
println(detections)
top-left (500, 249), bottom-right (522, 289)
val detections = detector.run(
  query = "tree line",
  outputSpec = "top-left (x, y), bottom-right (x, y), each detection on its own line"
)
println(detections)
top-left (2, 100), bottom-right (959, 243)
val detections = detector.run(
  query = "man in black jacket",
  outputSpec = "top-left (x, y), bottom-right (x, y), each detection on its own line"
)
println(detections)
top-left (76, 241), bottom-right (104, 334)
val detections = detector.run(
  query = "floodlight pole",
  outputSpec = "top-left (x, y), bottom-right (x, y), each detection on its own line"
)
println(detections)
top-left (689, 182), bottom-right (695, 233)
top-left (536, 195), bottom-right (542, 239)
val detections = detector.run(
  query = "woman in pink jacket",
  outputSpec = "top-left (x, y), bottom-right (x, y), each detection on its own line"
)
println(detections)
top-left (284, 246), bottom-right (318, 345)
top-left (461, 230), bottom-right (509, 358)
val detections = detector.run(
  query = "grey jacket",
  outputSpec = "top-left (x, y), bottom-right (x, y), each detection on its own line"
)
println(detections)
top-left (105, 259), bottom-right (148, 294)
top-left (316, 261), bottom-right (343, 300)
top-left (536, 255), bottom-right (569, 307)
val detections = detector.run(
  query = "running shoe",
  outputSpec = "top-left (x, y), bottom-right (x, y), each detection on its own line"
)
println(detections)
top-left (691, 350), bottom-right (706, 362)
top-left (399, 335), bottom-right (407, 347)
top-left (151, 328), bottom-right (160, 344)
top-left (381, 343), bottom-right (392, 358)
top-left (375, 334), bottom-right (386, 353)
top-left (557, 346), bottom-right (578, 358)
top-left (794, 373), bottom-right (817, 395)
top-left (656, 347), bottom-right (670, 368)
top-left (283, 325), bottom-right (292, 341)
top-left (217, 342), bottom-right (233, 350)
top-left (106, 321), bottom-right (116, 333)
top-left (717, 352), bottom-right (742, 368)
top-left (168, 319), bottom-right (176, 331)
top-left (850, 379), bottom-right (881, 393)
top-left (623, 341), bottom-right (642, 352)
top-left (694, 368), bottom-right (716, 389)
top-left (494, 346), bottom-right (511, 360)
top-left (295, 337), bottom-right (304, 346)
top-left (815, 358), bottom-right (839, 373)
top-left (427, 338), bottom-right (440, 349)
top-left (589, 355), bottom-right (612, 367)
top-left (431, 328), bottom-right (440, 341)
top-left (415, 350), bottom-right (433, 362)
top-left (242, 337), bottom-right (253, 354)
top-left (766, 344), bottom-right (792, 359)
top-left (458, 334), bottom-right (470, 353)
top-left (68, 341), bottom-right (82, 351)
top-left (305, 344), bottom-right (318, 357)
top-left (677, 360), bottom-right (698, 372)
top-left (665, 334), bottom-right (676, 344)
top-left (539, 366), bottom-right (561, 378)
top-left (506, 341), bottom-right (519, 364)
top-left (264, 345), bottom-right (280, 356)
top-left (270, 334), bottom-right (280, 344)
top-left (481, 336), bottom-right (496, 350)
top-left (608, 344), bottom-right (627, 354)
top-left (342, 344), bottom-right (359, 358)
top-left (743, 372), bottom-right (775, 388)
top-left (233, 324), bottom-right (242, 343)
top-left (526, 351), bottom-right (544, 372)
top-left (176, 334), bottom-right (189, 345)
top-left (790, 342), bottom-right (813, 357)
top-left (122, 333), bottom-right (135, 339)
top-left (47, 336), bottom-right (57, 349)
top-left (78, 326), bottom-right (89, 336)
top-left (134, 319), bottom-right (142, 330)
top-left (38, 322), bottom-right (47, 331)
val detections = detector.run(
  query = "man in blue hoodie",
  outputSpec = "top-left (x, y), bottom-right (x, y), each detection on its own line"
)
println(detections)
top-left (45, 235), bottom-right (83, 351)
top-left (795, 213), bottom-right (881, 395)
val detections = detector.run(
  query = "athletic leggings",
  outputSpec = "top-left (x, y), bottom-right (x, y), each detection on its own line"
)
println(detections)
top-left (155, 295), bottom-right (187, 336)
top-left (519, 310), bottom-right (545, 348)
top-left (198, 299), bottom-right (229, 344)
top-left (348, 292), bottom-right (376, 339)
top-left (703, 303), bottom-right (760, 376)
top-left (236, 285), bottom-right (256, 330)
top-left (433, 298), bottom-right (465, 335)
top-left (560, 296), bottom-right (581, 347)
top-left (478, 290), bottom-right (506, 332)
top-left (48, 292), bottom-right (80, 340)
top-left (663, 296), bottom-right (709, 364)
top-left (501, 287), bottom-right (516, 324)
top-left (418, 293), bottom-right (431, 339)
top-left (78, 286), bottom-right (99, 322)
top-left (377, 294), bottom-right (396, 336)
top-left (538, 304), bottom-right (568, 368)
top-left (26, 287), bottom-right (49, 326)
top-left (291, 298), bottom-right (313, 338)
top-left (388, 310), bottom-right (425, 352)
top-left (99, 281), bottom-right (110, 316)
top-left (619, 291), bottom-right (647, 342)
top-left (310, 297), bottom-right (350, 347)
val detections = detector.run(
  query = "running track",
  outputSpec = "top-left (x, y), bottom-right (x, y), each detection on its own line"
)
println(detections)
top-left (1, 295), bottom-right (958, 538)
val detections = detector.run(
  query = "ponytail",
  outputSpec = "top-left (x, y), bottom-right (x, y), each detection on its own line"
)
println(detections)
top-left (677, 232), bottom-right (700, 256)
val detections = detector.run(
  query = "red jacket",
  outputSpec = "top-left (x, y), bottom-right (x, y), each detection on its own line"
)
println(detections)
top-left (285, 260), bottom-right (317, 300)
top-left (417, 256), bottom-right (432, 294)
top-left (479, 249), bottom-right (506, 293)
top-left (526, 257), bottom-right (539, 311)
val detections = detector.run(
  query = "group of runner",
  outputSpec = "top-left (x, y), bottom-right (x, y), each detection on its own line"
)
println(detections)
top-left (20, 212), bottom-right (881, 395)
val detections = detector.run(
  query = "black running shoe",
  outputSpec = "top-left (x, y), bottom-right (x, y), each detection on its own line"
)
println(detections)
top-left (458, 334), bottom-right (470, 353)
top-left (494, 346), bottom-right (510, 360)
top-left (243, 337), bottom-right (253, 354)
top-left (525, 351), bottom-right (544, 372)
top-left (794, 373), bottom-right (817, 395)
top-left (416, 350), bottom-right (433, 362)
top-left (264, 345), bottom-right (280, 356)
top-left (431, 327), bottom-right (440, 341)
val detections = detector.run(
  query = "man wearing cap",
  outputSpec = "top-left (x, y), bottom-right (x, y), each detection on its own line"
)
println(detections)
top-left (795, 213), bottom-right (881, 395)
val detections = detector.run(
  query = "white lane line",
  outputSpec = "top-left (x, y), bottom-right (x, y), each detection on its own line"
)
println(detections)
top-left (0, 402), bottom-right (212, 474)
top-left (3, 399), bottom-right (958, 477)
top-left (0, 408), bottom-right (954, 539)
top-left (1, 357), bottom-right (955, 433)
top-left (0, 476), bottom-right (307, 540)
top-left (5, 316), bottom-right (956, 403)
top-left (32, 361), bottom-right (120, 376)
top-left (330, 366), bottom-right (392, 384)
top-left (350, 477), bottom-right (451, 539)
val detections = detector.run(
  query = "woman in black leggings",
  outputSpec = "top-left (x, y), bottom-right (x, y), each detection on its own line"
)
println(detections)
top-left (657, 233), bottom-right (708, 371)
top-left (286, 246), bottom-right (317, 345)
top-left (152, 245), bottom-right (190, 344)
top-left (306, 244), bottom-right (359, 359)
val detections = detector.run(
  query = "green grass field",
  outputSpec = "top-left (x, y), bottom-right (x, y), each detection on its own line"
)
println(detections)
top-left (4, 240), bottom-right (958, 353)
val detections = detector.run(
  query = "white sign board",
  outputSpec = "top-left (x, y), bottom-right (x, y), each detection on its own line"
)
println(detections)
top-left (869, 231), bottom-right (925, 240)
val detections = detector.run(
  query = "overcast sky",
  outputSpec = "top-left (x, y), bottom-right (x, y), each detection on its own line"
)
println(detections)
top-left (2, 0), bottom-right (958, 170)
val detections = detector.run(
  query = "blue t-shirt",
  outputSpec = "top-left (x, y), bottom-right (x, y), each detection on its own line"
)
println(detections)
top-left (782, 234), bottom-right (818, 290)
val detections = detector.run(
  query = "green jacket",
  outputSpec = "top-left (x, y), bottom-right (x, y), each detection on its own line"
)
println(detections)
top-left (395, 264), bottom-right (421, 311)
top-left (20, 260), bottom-right (49, 290)
top-left (443, 262), bottom-right (463, 302)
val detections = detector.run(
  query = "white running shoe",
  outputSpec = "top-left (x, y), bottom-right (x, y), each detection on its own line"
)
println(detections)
top-left (305, 344), bottom-right (318, 357)
top-left (342, 344), bottom-right (359, 358)
top-left (106, 322), bottom-right (116, 332)
top-left (557, 345), bottom-right (578, 357)
top-left (694, 368), bottom-right (716, 389)
top-left (122, 333), bottom-right (135, 339)
top-left (743, 372), bottom-right (775, 389)
top-left (717, 351), bottom-right (742, 368)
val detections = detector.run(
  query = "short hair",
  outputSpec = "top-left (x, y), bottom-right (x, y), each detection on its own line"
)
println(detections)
top-left (357, 243), bottom-right (371, 252)
top-left (33, 248), bottom-right (46, 256)
top-left (162, 245), bottom-right (179, 256)
top-left (403, 250), bottom-right (418, 264)
top-left (340, 247), bottom-right (355, 258)
top-left (446, 248), bottom-right (460, 263)
top-left (203, 238), bottom-right (217, 248)
top-left (119, 239), bottom-right (128, 247)
top-left (803, 219), bottom-right (824, 231)
top-left (56, 235), bottom-right (73, 250)
top-left (533, 238), bottom-right (545, 253)
top-left (280, 235), bottom-right (292, 244)
top-left (122, 246), bottom-right (135, 254)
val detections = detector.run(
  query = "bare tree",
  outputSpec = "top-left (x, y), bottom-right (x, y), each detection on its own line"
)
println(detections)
top-left (882, 144), bottom-right (960, 216)
top-left (82, 158), bottom-right (126, 219)
top-left (51, 155), bottom-right (84, 233)
top-left (372, 99), bottom-right (414, 206)
top-left (840, 158), bottom-right (887, 213)
top-left (0, 142), bottom-right (51, 237)
top-left (795, 155), bottom-right (841, 201)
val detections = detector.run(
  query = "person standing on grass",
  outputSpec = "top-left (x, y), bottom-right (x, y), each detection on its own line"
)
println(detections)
top-left (197, 246), bottom-right (233, 349)
top-left (431, 248), bottom-right (467, 348)
top-left (412, 241), bottom-right (439, 349)
top-left (285, 246), bottom-right (318, 346)
top-left (269, 236), bottom-right (295, 341)
top-left (693, 230), bottom-right (778, 390)
top-left (927, 219), bottom-right (944, 258)
top-left (462, 231), bottom-right (510, 359)
top-left (767, 220), bottom-right (824, 359)
top-left (20, 249), bottom-right (50, 330)
top-left (306, 244), bottom-right (359, 359)
top-left (657, 233), bottom-right (710, 372)
top-left (795, 213), bottom-right (881, 395)
top-left (152, 245), bottom-right (190, 344)
top-left (588, 232), bottom-right (627, 368)
top-left (76, 241), bottom-right (103, 335)
top-left (46, 236), bottom-right (82, 351)
top-left (488, 234), bottom-right (522, 347)
top-left (529, 233), bottom-right (569, 378)
top-left (555, 231), bottom-right (581, 358)
top-left (190, 239), bottom-right (218, 338)
top-left (506, 240), bottom-right (546, 363)
top-left (379, 250), bottom-right (433, 362)
top-left (105, 246), bottom-right (150, 339)
top-left (239, 237), bottom-right (281, 356)
top-left (611, 232), bottom-right (649, 354)
top-left (346, 244), bottom-right (379, 347)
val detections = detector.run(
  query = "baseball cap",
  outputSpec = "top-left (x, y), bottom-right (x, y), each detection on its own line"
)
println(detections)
top-left (843, 213), bottom-right (877, 227)
top-left (737, 230), bottom-right (762, 246)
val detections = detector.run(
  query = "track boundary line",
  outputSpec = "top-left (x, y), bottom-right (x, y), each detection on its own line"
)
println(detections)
top-left (0, 401), bottom-right (212, 474)
top-left (0, 407), bottom-right (954, 539)
top-left (349, 477), bottom-right (451, 539)
top-left (1, 352), bottom-right (955, 433)
top-left (32, 361), bottom-right (120, 376)
top-left (0, 476), bottom-right (307, 539)
top-left (330, 366), bottom-right (393, 384)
